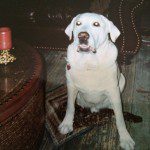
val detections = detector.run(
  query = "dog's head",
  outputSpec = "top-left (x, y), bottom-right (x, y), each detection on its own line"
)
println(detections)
top-left (65, 13), bottom-right (120, 53)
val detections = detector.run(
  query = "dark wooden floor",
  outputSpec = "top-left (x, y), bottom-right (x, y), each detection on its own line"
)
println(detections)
top-left (39, 36), bottom-right (150, 150)
top-left (121, 36), bottom-right (150, 150)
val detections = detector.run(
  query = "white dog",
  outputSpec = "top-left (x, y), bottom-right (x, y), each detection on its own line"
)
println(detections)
top-left (58, 13), bottom-right (135, 150)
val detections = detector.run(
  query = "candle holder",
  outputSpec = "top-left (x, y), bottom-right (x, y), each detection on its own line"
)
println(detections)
top-left (0, 27), bottom-right (16, 65)
top-left (0, 49), bottom-right (16, 65)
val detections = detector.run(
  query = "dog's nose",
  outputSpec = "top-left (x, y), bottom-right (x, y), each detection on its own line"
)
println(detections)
top-left (78, 32), bottom-right (89, 44)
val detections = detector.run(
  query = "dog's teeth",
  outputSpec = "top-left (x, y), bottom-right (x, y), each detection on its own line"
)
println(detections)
top-left (79, 45), bottom-right (89, 49)
top-left (77, 45), bottom-right (96, 53)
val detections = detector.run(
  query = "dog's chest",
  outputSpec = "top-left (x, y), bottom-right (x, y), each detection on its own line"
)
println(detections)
top-left (67, 50), bottom-right (117, 91)
top-left (74, 54), bottom-right (99, 70)
top-left (68, 65), bottom-right (113, 92)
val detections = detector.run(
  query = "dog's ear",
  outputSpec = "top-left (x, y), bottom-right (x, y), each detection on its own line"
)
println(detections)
top-left (65, 15), bottom-right (80, 40)
top-left (101, 16), bottom-right (120, 42)
top-left (108, 20), bottom-right (120, 42)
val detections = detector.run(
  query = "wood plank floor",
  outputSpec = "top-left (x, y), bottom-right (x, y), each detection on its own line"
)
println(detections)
top-left (121, 37), bottom-right (150, 150)
top-left (39, 36), bottom-right (150, 150)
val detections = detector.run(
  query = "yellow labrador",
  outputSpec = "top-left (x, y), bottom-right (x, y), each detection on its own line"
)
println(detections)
top-left (58, 13), bottom-right (135, 150)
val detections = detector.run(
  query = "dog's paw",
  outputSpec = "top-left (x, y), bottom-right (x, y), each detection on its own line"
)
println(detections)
top-left (120, 134), bottom-right (135, 150)
top-left (58, 121), bottom-right (73, 134)
top-left (90, 107), bottom-right (99, 113)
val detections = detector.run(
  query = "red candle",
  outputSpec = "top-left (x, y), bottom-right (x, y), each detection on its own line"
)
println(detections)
top-left (0, 27), bottom-right (12, 50)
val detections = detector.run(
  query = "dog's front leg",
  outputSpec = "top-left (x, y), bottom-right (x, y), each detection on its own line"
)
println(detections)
top-left (109, 87), bottom-right (135, 150)
top-left (58, 83), bottom-right (78, 134)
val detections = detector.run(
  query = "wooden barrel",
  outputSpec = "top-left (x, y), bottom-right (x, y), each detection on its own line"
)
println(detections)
top-left (0, 40), bottom-right (45, 149)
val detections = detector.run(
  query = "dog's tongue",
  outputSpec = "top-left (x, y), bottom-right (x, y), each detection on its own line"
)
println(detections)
top-left (78, 45), bottom-right (96, 53)
top-left (78, 44), bottom-right (90, 52)
top-left (79, 44), bottom-right (90, 50)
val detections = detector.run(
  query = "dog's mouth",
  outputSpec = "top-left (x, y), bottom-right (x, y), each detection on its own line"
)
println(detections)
top-left (77, 44), bottom-right (96, 53)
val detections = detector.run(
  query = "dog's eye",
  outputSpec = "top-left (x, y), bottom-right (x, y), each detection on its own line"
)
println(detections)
top-left (76, 21), bottom-right (82, 26)
top-left (93, 22), bottom-right (100, 27)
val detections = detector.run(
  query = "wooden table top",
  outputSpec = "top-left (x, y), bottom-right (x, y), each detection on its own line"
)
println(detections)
top-left (0, 39), bottom-right (43, 124)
